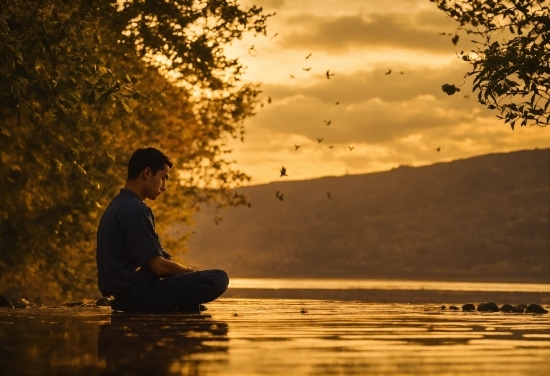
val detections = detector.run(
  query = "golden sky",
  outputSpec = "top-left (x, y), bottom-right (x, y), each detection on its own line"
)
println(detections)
top-left (225, 0), bottom-right (550, 185)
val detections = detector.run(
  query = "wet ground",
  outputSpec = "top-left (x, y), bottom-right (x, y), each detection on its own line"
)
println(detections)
top-left (1, 298), bottom-right (549, 375)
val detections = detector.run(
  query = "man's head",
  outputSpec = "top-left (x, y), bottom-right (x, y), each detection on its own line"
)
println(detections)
top-left (126, 147), bottom-right (173, 201)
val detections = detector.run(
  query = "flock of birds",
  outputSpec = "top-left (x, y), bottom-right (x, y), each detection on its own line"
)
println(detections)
top-left (272, 51), bottom-right (356, 189)
top-left (248, 33), bottom-right (446, 202)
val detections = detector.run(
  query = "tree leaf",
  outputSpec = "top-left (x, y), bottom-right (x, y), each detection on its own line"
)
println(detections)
top-left (442, 83), bottom-right (461, 95)
top-left (122, 102), bottom-right (132, 113)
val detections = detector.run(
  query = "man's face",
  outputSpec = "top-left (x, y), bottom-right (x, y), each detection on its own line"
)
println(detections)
top-left (144, 164), bottom-right (170, 200)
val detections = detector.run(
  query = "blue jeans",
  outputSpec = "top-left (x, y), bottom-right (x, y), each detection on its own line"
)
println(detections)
top-left (111, 269), bottom-right (229, 312)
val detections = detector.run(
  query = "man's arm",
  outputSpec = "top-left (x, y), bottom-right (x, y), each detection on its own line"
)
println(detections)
top-left (147, 256), bottom-right (194, 277)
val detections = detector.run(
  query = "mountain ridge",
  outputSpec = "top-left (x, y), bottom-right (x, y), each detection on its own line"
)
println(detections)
top-left (182, 148), bottom-right (550, 283)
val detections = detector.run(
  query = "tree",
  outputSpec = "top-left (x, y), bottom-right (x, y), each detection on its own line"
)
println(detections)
top-left (432, 0), bottom-right (550, 129)
top-left (0, 0), bottom-right (269, 302)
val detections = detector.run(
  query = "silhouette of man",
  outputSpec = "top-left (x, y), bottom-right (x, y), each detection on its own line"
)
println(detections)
top-left (96, 146), bottom-right (228, 312)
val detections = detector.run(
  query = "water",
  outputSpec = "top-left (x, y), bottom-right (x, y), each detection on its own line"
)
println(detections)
top-left (225, 278), bottom-right (550, 304)
top-left (1, 299), bottom-right (549, 376)
top-left (1, 279), bottom-right (549, 375)
top-left (229, 278), bottom-right (550, 292)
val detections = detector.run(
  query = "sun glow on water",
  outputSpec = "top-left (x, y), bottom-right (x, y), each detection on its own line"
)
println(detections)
top-left (229, 278), bottom-right (550, 293)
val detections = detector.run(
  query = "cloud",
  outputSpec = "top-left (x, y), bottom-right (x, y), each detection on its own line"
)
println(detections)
top-left (251, 63), bottom-right (487, 145)
top-left (264, 63), bottom-right (472, 104)
top-left (252, 95), bottom-right (482, 145)
top-left (226, 0), bottom-right (550, 185)
top-left (279, 12), bottom-right (463, 53)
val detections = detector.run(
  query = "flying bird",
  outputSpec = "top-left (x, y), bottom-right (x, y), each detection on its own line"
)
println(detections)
top-left (328, 145), bottom-right (334, 149)
top-left (324, 119), bottom-right (331, 126)
top-left (385, 69), bottom-right (392, 75)
top-left (399, 71), bottom-right (404, 75)
top-left (294, 145), bottom-right (301, 150)
top-left (435, 147), bottom-right (441, 152)
top-left (280, 166), bottom-right (288, 177)
top-left (348, 146), bottom-right (355, 151)
top-left (317, 137), bottom-right (323, 143)
top-left (267, 96), bottom-right (272, 104)
top-left (302, 67), bottom-right (311, 71)
top-left (326, 70), bottom-right (335, 79)
top-left (327, 192), bottom-right (332, 200)
top-left (270, 33), bottom-right (279, 40)
top-left (275, 190), bottom-right (284, 201)
top-left (335, 101), bottom-right (340, 105)
top-left (305, 53), bottom-right (312, 59)
top-left (289, 74), bottom-right (295, 78)
top-left (248, 45), bottom-right (256, 56)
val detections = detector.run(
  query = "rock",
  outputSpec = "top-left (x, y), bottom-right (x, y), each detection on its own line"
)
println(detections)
top-left (500, 304), bottom-right (524, 313)
top-left (525, 304), bottom-right (548, 314)
top-left (477, 302), bottom-right (500, 312)
top-left (13, 298), bottom-right (31, 308)
top-left (440, 305), bottom-right (446, 310)
top-left (95, 297), bottom-right (111, 307)
top-left (449, 306), bottom-right (459, 311)
top-left (0, 294), bottom-right (13, 308)
top-left (462, 303), bottom-right (476, 312)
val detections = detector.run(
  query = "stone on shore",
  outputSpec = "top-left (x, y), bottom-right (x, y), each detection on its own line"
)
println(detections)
top-left (477, 302), bottom-right (500, 312)
top-left (13, 298), bottom-right (33, 308)
top-left (462, 303), bottom-right (476, 312)
top-left (525, 304), bottom-right (549, 314)
top-left (500, 304), bottom-right (524, 313)
top-left (95, 297), bottom-right (111, 307)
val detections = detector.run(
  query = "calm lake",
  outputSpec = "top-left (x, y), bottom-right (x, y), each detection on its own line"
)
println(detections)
top-left (229, 278), bottom-right (550, 292)
top-left (1, 279), bottom-right (549, 376)
top-left (225, 278), bottom-right (550, 304)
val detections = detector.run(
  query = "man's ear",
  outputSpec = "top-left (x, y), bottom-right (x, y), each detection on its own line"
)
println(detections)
top-left (142, 167), bottom-right (152, 180)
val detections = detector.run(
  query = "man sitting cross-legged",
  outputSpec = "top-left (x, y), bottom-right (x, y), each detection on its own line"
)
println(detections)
top-left (96, 146), bottom-right (228, 312)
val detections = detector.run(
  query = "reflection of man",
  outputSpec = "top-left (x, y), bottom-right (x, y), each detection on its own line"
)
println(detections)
top-left (96, 146), bottom-right (228, 312)
top-left (98, 314), bottom-right (229, 375)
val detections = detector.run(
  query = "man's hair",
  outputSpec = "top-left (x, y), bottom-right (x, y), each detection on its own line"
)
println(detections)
top-left (127, 146), bottom-right (173, 180)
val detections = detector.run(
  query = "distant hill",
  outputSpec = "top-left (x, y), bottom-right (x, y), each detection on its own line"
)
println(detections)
top-left (182, 149), bottom-right (550, 283)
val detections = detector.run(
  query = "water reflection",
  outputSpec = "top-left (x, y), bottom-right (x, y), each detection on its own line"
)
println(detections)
top-left (98, 313), bottom-right (229, 376)
top-left (0, 309), bottom-right (229, 376)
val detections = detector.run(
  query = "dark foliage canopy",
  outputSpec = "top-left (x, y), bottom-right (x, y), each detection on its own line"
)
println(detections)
top-left (433, 0), bottom-right (550, 129)
top-left (0, 0), bottom-right (269, 301)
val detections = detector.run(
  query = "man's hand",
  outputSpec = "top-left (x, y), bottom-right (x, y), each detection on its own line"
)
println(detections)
top-left (147, 256), bottom-right (194, 277)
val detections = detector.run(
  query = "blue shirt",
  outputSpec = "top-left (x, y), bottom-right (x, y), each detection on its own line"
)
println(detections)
top-left (96, 189), bottom-right (164, 296)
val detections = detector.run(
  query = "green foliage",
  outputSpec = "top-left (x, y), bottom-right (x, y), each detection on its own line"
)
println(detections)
top-left (432, 0), bottom-right (550, 129)
top-left (0, 0), bottom-right (269, 302)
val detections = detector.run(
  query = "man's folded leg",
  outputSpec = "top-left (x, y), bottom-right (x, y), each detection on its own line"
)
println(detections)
top-left (113, 269), bottom-right (229, 313)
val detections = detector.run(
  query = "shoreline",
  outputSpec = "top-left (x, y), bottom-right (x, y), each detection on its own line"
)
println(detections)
top-left (224, 287), bottom-right (550, 305)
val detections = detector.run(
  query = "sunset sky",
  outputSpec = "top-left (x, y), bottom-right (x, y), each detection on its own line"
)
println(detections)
top-left (224, 0), bottom-right (550, 185)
